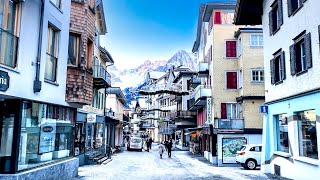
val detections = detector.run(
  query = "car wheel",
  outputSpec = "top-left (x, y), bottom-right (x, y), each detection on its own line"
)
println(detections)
top-left (246, 159), bottom-right (257, 170)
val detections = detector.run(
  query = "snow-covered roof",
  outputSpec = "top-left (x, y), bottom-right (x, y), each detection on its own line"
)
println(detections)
top-left (149, 71), bottom-right (166, 80)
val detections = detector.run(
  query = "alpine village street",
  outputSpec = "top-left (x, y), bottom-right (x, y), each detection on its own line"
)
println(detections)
top-left (0, 0), bottom-right (319, 180)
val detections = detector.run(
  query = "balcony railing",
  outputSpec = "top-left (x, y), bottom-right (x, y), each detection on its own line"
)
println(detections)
top-left (105, 108), bottom-right (115, 117)
top-left (0, 28), bottom-right (18, 68)
top-left (190, 75), bottom-right (201, 88)
top-left (214, 119), bottom-right (244, 129)
top-left (192, 85), bottom-right (211, 102)
top-left (198, 62), bottom-right (209, 77)
top-left (93, 64), bottom-right (111, 88)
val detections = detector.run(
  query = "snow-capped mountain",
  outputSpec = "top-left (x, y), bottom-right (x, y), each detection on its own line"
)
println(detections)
top-left (109, 50), bottom-right (197, 106)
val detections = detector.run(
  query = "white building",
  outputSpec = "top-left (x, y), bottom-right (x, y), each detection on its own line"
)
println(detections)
top-left (235, 0), bottom-right (320, 178)
top-left (0, 0), bottom-right (78, 178)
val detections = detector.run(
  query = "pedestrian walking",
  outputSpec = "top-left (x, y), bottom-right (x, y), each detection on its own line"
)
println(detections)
top-left (149, 138), bottom-right (153, 150)
top-left (146, 138), bottom-right (151, 152)
top-left (158, 142), bottom-right (165, 159)
top-left (166, 138), bottom-right (173, 158)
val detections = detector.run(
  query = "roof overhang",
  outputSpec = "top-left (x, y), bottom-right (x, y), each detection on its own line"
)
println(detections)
top-left (106, 87), bottom-right (126, 104)
top-left (96, 0), bottom-right (107, 35)
top-left (192, 5), bottom-right (205, 53)
top-left (234, 0), bottom-right (263, 25)
top-left (234, 27), bottom-right (263, 37)
top-left (99, 46), bottom-right (114, 64)
top-left (173, 71), bottom-right (196, 83)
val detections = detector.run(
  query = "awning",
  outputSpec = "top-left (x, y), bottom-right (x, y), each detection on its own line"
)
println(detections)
top-left (184, 131), bottom-right (196, 135)
top-left (186, 127), bottom-right (202, 131)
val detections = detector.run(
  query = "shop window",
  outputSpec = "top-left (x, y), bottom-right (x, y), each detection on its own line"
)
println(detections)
top-left (297, 110), bottom-right (318, 159)
top-left (45, 25), bottom-right (59, 82)
top-left (269, 0), bottom-right (283, 36)
top-left (275, 114), bottom-right (289, 153)
top-left (290, 32), bottom-right (312, 75)
top-left (226, 71), bottom-right (238, 89)
top-left (74, 123), bottom-right (85, 156)
top-left (225, 40), bottom-right (237, 58)
top-left (68, 33), bottom-right (80, 66)
top-left (18, 102), bottom-right (75, 171)
top-left (0, 1), bottom-right (20, 68)
top-left (270, 50), bottom-right (286, 85)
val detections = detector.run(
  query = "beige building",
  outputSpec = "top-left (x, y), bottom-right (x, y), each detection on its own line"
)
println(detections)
top-left (191, 2), bottom-right (264, 166)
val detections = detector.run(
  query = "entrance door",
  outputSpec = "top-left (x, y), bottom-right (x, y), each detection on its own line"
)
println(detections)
top-left (0, 100), bottom-right (20, 173)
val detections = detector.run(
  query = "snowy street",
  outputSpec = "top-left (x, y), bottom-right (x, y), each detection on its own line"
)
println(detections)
top-left (75, 144), bottom-right (282, 180)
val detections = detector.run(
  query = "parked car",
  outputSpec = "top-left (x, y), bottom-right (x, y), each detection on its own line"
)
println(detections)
top-left (127, 137), bottom-right (143, 151)
top-left (236, 144), bottom-right (262, 170)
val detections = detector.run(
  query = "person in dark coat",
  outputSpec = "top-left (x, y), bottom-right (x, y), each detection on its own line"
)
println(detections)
top-left (166, 138), bottom-right (173, 158)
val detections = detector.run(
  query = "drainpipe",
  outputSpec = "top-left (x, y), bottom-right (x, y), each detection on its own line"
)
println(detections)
top-left (33, 0), bottom-right (45, 92)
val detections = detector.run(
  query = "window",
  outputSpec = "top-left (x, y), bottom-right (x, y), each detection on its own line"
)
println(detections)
top-left (45, 25), bottom-right (59, 82)
top-left (0, 0), bottom-right (19, 68)
top-left (251, 69), bottom-right (264, 83)
top-left (250, 34), bottom-right (263, 46)
top-left (238, 69), bottom-right (243, 88)
top-left (270, 51), bottom-right (285, 85)
top-left (214, 11), bottom-right (221, 24)
top-left (86, 39), bottom-right (93, 71)
top-left (297, 110), bottom-right (318, 159)
top-left (250, 146), bottom-right (262, 152)
top-left (68, 33), bottom-right (80, 66)
top-left (288, 0), bottom-right (305, 16)
top-left (221, 103), bottom-right (238, 119)
top-left (269, 0), bottom-right (283, 35)
top-left (290, 32), bottom-right (312, 75)
top-left (276, 114), bottom-right (289, 153)
top-left (226, 71), bottom-right (238, 89)
top-left (237, 38), bottom-right (242, 57)
top-left (225, 40), bottom-right (237, 58)
top-left (92, 90), bottom-right (104, 109)
top-left (50, 0), bottom-right (61, 9)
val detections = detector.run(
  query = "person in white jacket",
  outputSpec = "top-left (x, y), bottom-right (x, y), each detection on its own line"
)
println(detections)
top-left (158, 142), bottom-right (166, 159)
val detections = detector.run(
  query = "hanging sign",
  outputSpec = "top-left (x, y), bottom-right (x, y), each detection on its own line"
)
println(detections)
top-left (206, 97), bottom-right (212, 123)
top-left (87, 113), bottom-right (97, 123)
top-left (259, 106), bottom-right (268, 114)
top-left (0, 70), bottom-right (9, 92)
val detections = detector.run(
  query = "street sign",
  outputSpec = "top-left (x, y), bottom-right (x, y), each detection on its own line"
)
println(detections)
top-left (0, 70), bottom-right (9, 92)
top-left (259, 106), bottom-right (268, 114)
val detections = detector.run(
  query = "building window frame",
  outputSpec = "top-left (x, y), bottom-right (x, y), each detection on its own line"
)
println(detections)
top-left (251, 68), bottom-right (264, 83)
top-left (0, 0), bottom-right (20, 68)
top-left (290, 32), bottom-right (312, 76)
top-left (250, 34), bottom-right (264, 47)
top-left (269, 0), bottom-right (283, 36)
top-left (237, 37), bottom-right (242, 57)
top-left (275, 114), bottom-right (289, 153)
top-left (225, 40), bottom-right (237, 59)
top-left (288, 0), bottom-right (305, 17)
top-left (270, 50), bottom-right (285, 85)
top-left (45, 25), bottom-right (60, 82)
top-left (225, 71), bottom-right (238, 90)
top-left (68, 33), bottom-right (80, 66)
top-left (50, 0), bottom-right (62, 9)
top-left (221, 102), bottom-right (239, 119)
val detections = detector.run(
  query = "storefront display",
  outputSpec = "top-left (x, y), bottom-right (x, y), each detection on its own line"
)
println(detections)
top-left (18, 101), bottom-right (75, 171)
top-left (75, 123), bottom-right (85, 156)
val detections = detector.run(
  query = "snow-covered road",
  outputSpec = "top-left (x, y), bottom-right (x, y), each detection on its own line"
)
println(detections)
top-left (75, 145), bottom-right (282, 180)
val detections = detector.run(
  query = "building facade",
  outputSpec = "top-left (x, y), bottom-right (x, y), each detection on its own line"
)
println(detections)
top-left (0, 0), bottom-right (78, 178)
top-left (192, 2), bottom-right (264, 166)
top-left (235, 0), bottom-right (320, 178)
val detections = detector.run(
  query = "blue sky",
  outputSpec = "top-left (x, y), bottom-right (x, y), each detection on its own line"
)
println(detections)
top-left (100, 0), bottom-right (232, 70)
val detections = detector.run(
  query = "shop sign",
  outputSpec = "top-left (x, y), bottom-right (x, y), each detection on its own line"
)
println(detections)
top-left (0, 70), bottom-right (9, 92)
top-left (87, 113), bottom-right (96, 123)
top-left (259, 106), bottom-right (268, 114)
top-left (206, 97), bottom-right (212, 123)
top-left (42, 126), bottom-right (54, 132)
top-left (168, 124), bottom-right (177, 129)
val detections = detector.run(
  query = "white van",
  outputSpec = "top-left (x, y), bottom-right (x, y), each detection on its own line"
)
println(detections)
top-left (127, 137), bottom-right (143, 151)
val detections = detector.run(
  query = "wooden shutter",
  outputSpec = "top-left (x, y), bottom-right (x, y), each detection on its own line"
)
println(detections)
top-left (187, 80), bottom-right (191, 90)
top-left (226, 41), bottom-right (237, 58)
top-left (289, 44), bottom-right (296, 75)
top-left (226, 72), bottom-right (237, 89)
top-left (269, 11), bottom-right (273, 36)
top-left (221, 103), bottom-right (227, 119)
top-left (304, 32), bottom-right (312, 69)
top-left (278, 0), bottom-right (283, 25)
top-left (214, 12), bottom-right (222, 24)
top-left (280, 51), bottom-right (286, 80)
top-left (288, 0), bottom-right (293, 17)
top-left (270, 58), bottom-right (275, 84)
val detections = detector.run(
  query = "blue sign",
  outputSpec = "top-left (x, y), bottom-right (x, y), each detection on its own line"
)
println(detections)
top-left (259, 106), bottom-right (268, 113)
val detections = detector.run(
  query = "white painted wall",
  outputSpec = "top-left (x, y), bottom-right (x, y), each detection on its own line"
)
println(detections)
top-left (262, 0), bottom-right (320, 102)
top-left (0, 1), bottom-right (71, 106)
